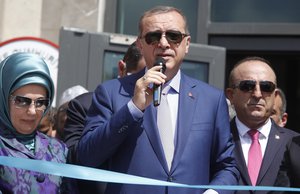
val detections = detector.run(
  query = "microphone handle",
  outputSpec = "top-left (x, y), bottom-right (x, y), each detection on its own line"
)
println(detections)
top-left (153, 68), bottom-right (164, 106)
top-left (153, 83), bottom-right (162, 106)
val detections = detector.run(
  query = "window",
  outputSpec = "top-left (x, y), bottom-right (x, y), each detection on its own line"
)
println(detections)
top-left (116, 0), bottom-right (198, 41)
top-left (211, 0), bottom-right (300, 23)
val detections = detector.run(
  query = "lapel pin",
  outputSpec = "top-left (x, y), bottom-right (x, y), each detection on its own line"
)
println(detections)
top-left (275, 135), bottom-right (280, 139)
top-left (188, 92), bottom-right (194, 99)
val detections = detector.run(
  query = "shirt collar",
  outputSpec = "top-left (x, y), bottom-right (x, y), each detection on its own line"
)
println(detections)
top-left (164, 70), bottom-right (180, 94)
top-left (235, 117), bottom-right (272, 138)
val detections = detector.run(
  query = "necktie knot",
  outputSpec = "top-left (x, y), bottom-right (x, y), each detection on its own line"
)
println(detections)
top-left (248, 129), bottom-right (259, 141)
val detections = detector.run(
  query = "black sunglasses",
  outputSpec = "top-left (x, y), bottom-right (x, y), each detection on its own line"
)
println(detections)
top-left (232, 80), bottom-right (276, 93)
top-left (10, 95), bottom-right (50, 111)
top-left (143, 30), bottom-right (189, 45)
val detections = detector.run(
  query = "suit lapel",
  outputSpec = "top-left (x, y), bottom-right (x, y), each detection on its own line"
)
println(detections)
top-left (231, 120), bottom-right (252, 185)
top-left (256, 124), bottom-right (283, 185)
top-left (143, 105), bottom-right (169, 171)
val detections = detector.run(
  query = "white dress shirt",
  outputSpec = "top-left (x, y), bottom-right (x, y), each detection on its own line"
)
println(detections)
top-left (235, 117), bottom-right (272, 165)
top-left (161, 70), bottom-right (180, 140)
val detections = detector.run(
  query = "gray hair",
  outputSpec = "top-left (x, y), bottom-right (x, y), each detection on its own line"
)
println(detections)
top-left (138, 6), bottom-right (190, 37)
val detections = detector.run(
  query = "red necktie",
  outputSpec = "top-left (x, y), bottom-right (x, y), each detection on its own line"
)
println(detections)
top-left (248, 129), bottom-right (262, 186)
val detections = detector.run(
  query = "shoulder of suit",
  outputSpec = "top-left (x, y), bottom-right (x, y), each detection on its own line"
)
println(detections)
top-left (182, 73), bottom-right (222, 92)
top-left (272, 123), bottom-right (299, 137)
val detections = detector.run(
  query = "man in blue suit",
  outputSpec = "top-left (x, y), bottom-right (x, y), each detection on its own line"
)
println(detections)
top-left (77, 6), bottom-right (239, 194)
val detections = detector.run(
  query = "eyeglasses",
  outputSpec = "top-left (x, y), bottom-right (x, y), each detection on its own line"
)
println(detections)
top-left (10, 95), bottom-right (50, 111)
top-left (232, 80), bottom-right (276, 93)
top-left (143, 30), bottom-right (189, 45)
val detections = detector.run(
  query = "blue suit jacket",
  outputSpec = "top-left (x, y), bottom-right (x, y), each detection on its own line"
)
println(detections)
top-left (78, 69), bottom-right (239, 194)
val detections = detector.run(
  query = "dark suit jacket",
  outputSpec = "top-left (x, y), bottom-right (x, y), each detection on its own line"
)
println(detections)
top-left (230, 119), bottom-right (298, 194)
top-left (77, 69), bottom-right (239, 194)
top-left (64, 92), bottom-right (106, 194)
top-left (273, 135), bottom-right (300, 192)
top-left (64, 92), bottom-right (93, 162)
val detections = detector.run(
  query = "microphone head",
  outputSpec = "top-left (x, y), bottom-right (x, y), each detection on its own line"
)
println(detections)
top-left (154, 57), bottom-right (166, 73)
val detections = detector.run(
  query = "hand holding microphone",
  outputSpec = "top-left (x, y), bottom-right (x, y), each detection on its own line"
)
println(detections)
top-left (153, 57), bottom-right (166, 106)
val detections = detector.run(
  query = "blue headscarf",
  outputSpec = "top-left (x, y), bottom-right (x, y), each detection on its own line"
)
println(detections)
top-left (0, 52), bottom-right (54, 132)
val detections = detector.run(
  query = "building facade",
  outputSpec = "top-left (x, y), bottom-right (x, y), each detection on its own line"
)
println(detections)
top-left (1, 0), bottom-right (300, 131)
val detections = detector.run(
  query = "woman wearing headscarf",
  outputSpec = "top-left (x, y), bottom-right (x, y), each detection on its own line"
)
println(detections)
top-left (0, 52), bottom-right (68, 193)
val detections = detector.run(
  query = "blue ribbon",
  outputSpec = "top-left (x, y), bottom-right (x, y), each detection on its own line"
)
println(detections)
top-left (0, 156), bottom-right (299, 192)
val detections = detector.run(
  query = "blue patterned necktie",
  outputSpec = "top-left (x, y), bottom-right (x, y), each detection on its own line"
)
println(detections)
top-left (157, 85), bottom-right (174, 171)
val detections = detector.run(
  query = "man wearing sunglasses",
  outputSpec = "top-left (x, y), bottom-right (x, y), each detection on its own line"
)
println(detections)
top-left (77, 5), bottom-right (238, 194)
top-left (226, 56), bottom-right (298, 193)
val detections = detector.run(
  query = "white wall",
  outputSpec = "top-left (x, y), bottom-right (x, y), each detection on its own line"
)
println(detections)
top-left (0, 0), bottom-right (42, 40)
top-left (0, 0), bottom-right (104, 44)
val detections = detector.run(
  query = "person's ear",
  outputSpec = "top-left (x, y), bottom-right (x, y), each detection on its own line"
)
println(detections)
top-left (118, 60), bottom-right (126, 78)
top-left (225, 88), bottom-right (234, 103)
top-left (281, 113), bottom-right (288, 127)
top-left (185, 36), bottom-right (191, 53)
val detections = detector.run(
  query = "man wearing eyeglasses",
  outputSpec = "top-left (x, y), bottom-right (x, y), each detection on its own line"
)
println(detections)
top-left (78, 6), bottom-right (239, 194)
top-left (226, 56), bottom-right (298, 193)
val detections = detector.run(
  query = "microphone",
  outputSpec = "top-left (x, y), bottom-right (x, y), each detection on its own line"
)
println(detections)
top-left (153, 57), bottom-right (166, 106)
